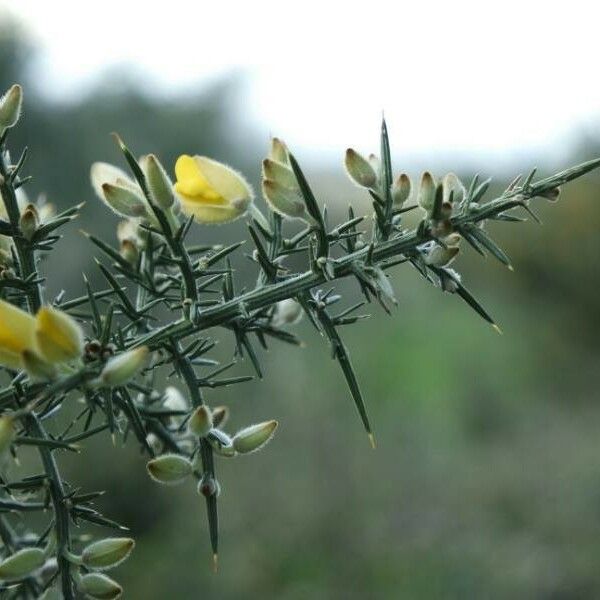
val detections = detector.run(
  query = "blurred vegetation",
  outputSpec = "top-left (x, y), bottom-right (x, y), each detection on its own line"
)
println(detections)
top-left (2, 18), bottom-right (600, 600)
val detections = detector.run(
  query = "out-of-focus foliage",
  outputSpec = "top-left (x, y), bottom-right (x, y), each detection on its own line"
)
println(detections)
top-left (2, 21), bottom-right (600, 600)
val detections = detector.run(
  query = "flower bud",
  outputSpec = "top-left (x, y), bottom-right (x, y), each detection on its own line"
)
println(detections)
top-left (418, 172), bottom-right (437, 214)
top-left (146, 453), bottom-right (192, 485)
top-left (0, 414), bottom-right (16, 456)
top-left (0, 84), bottom-right (23, 133)
top-left (197, 473), bottom-right (221, 498)
top-left (116, 219), bottom-right (144, 249)
top-left (211, 406), bottom-right (229, 428)
top-left (81, 538), bottom-right (135, 571)
top-left (21, 349), bottom-right (57, 381)
top-left (100, 347), bottom-right (149, 387)
top-left (35, 306), bottom-right (84, 363)
top-left (344, 149), bottom-right (377, 188)
top-left (392, 174), bottom-right (411, 208)
top-left (0, 547), bottom-right (45, 580)
top-left (442, 172), bottom-right (465, 206)
top-left (262, 158), bottom-right (297, 189)
top-left (119, 239), bottom-right (139, 265)
top-left (269, 137), bottom-right (289, 164)
top-left (101, 183), bottom-right (148, 218)
top-left (19, 205), bottom-right (38, 241)
top-left (262, 179), bottom-right (306, 220)
top-left (232, 420), bottom-right (278, 455)
top-left (187, 405), bottom-right (213, 437)
top-left (142, 154), bottom-right (175, 209)
top-left (78, 573), bottom-right (123, 599)
top-left (271, 298), bottom-right (303, 327)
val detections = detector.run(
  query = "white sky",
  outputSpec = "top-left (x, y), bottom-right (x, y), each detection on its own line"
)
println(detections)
top-left (2, 0), bottom-right (600, 168)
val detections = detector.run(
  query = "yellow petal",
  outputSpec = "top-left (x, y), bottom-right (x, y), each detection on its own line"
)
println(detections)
top-left (174, 155), bottom-right (217, 200)
top-left (194, 156), bottom-right (253, 203)
top-left (179, 197), bottom-right (250, 224)
top-left (174, 155), bottom-right (253, 224)
top-left (35, 306), bottom-right (83, 363)
top-left (0, 299), bottom-right (35, 365)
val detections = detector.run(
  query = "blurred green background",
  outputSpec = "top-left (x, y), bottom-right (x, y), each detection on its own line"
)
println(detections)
top-left (3, 22), bottom-right (600, 600)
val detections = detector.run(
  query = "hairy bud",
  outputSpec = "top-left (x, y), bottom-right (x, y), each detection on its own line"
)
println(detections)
top-left (211, 406), bottom-right (229, 428)
top-left (442, 172), bottom-right (465, 207)
top-left (19, 205), bottom-right (38, 241)
top-left (0, 84), bottom-right (23, 133)
top-left (101, 183), bottom-right (147, 218)
top-left (78, 573), bottom-right (123, 599)
top-left (188, 405), bottom-right (213, 437)
top-left (344, 149), bottom-right (377, 188)
top-left (262, 179), bottom-right (306, 220)
top-left (146, 453), bottom-right (193, 485)
top-left (0, 547), bottom-right (46, 580)
top-left (262, 158), bottom-right (297, 190)
top-left (392, 174), bottom-right (411, 208)
top-left (197, 473), bottom-right (221, 498)
top-left (82, 538), bottom-right (135, 571)
top-left (233, 420), bottom-right (278, 454)
top-left (142, 154), bottom-right (175, 209)
top-left (119, 239), bottom-right (139, 265)
top-left (100, 347), bottom-right (149, 387)
top-left (417, 172), bottom-right (437, 214)
top-left (269, 137), bottom-right (289, 164)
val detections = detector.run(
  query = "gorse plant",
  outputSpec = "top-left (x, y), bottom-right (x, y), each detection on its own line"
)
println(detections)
top-left (0, 82), bottom-right (598, 599)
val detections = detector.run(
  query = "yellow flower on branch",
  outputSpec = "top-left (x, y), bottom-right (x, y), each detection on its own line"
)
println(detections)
top-left (174, 155), bottom-right (253, 224)
top-left (35, 306), bottom-right (84, 363)
top-left (0, 300), bottom-right (35, 370)
top-left (0, 300), bottom-right (83, 372)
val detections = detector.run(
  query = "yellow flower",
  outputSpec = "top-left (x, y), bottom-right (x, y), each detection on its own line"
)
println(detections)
top-left (0, 300), bottom-right (35, 370)
top-left (0, 300), bottom-right (83, 371)
top-left (35, 306), bottom-right (84, 363)
top-left (174, 155), bottom-right (253, 224)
